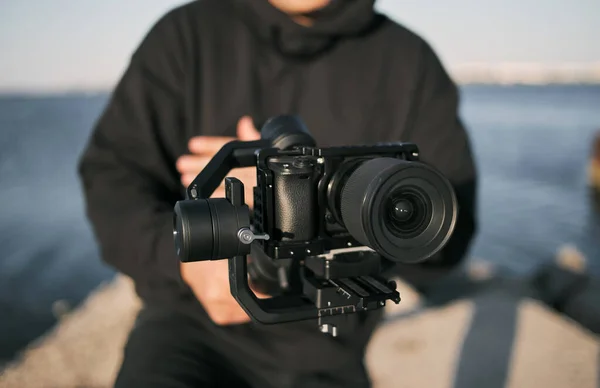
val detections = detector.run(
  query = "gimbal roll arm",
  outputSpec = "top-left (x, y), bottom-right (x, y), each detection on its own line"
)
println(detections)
top-left (186, 115), bottom-right (317, 200)
top-left (185, 139), bottom-right (270, 200)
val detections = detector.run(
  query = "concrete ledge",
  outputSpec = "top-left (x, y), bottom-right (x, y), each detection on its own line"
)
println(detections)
top-left (1, 257), bottom-right (599, 388)
top-left (0, 276), bottom-right (141, 388)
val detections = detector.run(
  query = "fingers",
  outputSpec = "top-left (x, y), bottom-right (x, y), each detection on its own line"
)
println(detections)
top-left (176, 155), bottom-right (212, 173)
top-left (187, 259), bottom-right (268, 325)
top-left (209, 311), bottom-right (251, 326)
top-left (185, 116), bottom-right (258, 157)
top-left (188, 136), bottom-right (236, 154)
top-left (177, 155), bottom-right (211, 187)
top-left (181, 174), bottom-right (194, 188)
top-left (207, 284), bottom-right (269, 325)
top-left (185, 116), bottom-right (258, 158)
top-left (179, 116), bottom-right (260, 197)
top-left (249, 284), bottom-right (270, 299)
top-left (237, 115), bottom-right (261, 141)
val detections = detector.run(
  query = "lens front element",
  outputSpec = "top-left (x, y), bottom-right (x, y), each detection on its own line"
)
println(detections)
top-left (384, 186), bottom-right (431, 239)
top-left (340, 157), bottom-right (457, 264)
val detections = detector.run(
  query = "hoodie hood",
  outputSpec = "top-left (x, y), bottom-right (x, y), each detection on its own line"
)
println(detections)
top-left (236, 0), bottom-right (379, 57)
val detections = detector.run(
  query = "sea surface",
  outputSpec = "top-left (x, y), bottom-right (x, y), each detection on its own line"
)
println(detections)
top-left (1, 85), bottom-right (599, 364)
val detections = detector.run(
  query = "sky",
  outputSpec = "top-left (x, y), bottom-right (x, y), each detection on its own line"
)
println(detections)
top-left (0, 0), bottom-right (598, 92)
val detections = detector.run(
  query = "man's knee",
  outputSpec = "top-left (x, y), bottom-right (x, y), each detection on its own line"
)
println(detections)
top-left (113, 307), bottom-right (239, 388)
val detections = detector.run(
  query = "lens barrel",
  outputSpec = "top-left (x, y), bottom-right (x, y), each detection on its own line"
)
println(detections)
top-left (173, 199), bottom-right (251, 262)
top-left (339, 158), bottom-right (457, 264)
top-left (260, 115), bottom-right (317, 150)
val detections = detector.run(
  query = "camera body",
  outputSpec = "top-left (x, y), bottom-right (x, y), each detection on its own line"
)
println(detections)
top-left (253, 143), bottom-right (417, 260)
top-left (173, 115), bottom-right (458, 335)
top-left (251, 142), bottom-right (456, 267)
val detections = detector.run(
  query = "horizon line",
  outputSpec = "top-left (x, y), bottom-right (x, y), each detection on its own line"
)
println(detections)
top-left (1, 62), bottom-right (599, 95)
top-left (2, 81), bottom-right (600, 97)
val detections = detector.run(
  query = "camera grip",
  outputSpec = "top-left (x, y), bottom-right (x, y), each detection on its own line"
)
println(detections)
top-left (269, 159), bottom-right (318, 241)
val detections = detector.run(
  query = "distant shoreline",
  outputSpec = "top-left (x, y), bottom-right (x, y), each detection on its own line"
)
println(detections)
top-left (2, 62), bottom-right (598, 95)
top-left (1, 83), bottom-right (599, 99)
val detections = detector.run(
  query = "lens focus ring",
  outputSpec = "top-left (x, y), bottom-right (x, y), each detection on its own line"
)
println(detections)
top-left (340, 157), bottom-right (458, 264)
top-left (340, 159), bottom-right (391, 246)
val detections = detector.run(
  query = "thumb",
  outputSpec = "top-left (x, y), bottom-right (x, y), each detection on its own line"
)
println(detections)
top-left (237, 116), bottom-right (261, 141)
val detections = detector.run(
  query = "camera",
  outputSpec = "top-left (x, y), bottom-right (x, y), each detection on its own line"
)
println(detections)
top-left (173, 115), bottom-right (458, 335)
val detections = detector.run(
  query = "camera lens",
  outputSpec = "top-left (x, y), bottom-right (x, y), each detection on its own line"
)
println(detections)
top-left (384, 187), bottom-right (431, 239)
top-left (390, 199), bottom-right (414, 222)
top-left (339, 158), bottom-right (457, 264)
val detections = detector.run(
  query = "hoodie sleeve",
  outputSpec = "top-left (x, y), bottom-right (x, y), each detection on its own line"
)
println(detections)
top-left (384, 40), bottom-right (479, 288)
top-left (77, 11), bottom-right (188, 287)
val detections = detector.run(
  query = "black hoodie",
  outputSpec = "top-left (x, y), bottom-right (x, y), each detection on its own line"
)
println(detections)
top-left (78, 0), bottom-right (477, 372)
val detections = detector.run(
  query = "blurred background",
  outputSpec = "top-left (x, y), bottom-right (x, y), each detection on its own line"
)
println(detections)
top-left (1, 0), bottom-right (599, 381)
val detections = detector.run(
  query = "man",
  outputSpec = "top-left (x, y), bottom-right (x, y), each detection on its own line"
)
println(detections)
top-left (78, 0), bottom-right (478, 387)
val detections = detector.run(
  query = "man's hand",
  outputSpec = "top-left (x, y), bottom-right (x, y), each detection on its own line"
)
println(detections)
top-left (177, 116), bottom-right (266, 326)
top-left (180, 259), bottom-right (269, 325)
top-left (176, 116), bottom-right (260, 207)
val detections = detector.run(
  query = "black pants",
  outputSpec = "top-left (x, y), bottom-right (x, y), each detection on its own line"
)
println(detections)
top-left (114, 307), bottom-right (372, 388)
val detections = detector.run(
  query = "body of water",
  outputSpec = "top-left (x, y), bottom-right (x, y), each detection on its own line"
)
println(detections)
top-left (1, 85), bottom-right (599, 364)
